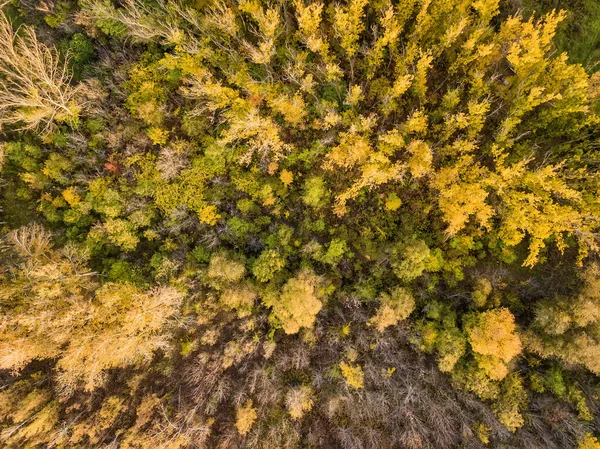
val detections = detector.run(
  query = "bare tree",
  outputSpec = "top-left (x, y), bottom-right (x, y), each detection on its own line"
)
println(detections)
top-left (0, 11), bottom-right (82, 133)
top-left (79, 0), bottom-right (183, 44)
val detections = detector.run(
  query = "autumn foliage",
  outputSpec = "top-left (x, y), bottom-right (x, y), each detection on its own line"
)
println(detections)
top-left (1, 0), bottom-right (600, 448)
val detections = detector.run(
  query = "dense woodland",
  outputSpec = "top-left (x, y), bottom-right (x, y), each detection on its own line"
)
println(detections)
top-left (2, 0), bottom-right (600, 448)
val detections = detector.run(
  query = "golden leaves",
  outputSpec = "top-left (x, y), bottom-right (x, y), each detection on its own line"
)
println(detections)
top-left (466, 308), bottom-right (522, 380)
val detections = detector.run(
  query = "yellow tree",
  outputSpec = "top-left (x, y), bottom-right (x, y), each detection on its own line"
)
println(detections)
top-left (0, 224), bottom-right (95, 372)
top-left (465, 308), bottom-right (522, 380)
top-left (266, 269), bottom-right (324, 334)
top-left (0, 225), bottom-right (183, 393)
top-left (369, 287), bottom-right (415, 332)
top-left (57, 282), bottom-right (182, 392)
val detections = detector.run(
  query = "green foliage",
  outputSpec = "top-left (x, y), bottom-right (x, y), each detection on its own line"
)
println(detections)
top-left (192, 245), bottom-right (211, 264)
top-left (302, 176), bottom-right (329, 209)
top-left (3, 0), bottom-right (600, 446)
top-left (493, 373), bottom-right (527, 432)
top-left (418, 302), bottom-right (467, 373)
top-left (319, 238), bottom-right (348, 265)
top-left (44, 0), bottom-right (73, 28)
top-left (107, 260), bottom-right (144, 285)
top-left (252, 249), bottom-right (286, 282)
top-left (392, 240), bottom-right (431, 282)
top-left (60, 33), bottom-right (94, 65)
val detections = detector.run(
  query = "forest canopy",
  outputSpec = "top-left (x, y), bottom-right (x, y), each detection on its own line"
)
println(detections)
top-left (2, 0), bottom-right (600, 448)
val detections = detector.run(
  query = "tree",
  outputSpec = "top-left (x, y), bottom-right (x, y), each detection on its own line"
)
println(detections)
top-left (3, 0), bottom-right (600, 445)
top-left (339, 361), bottom-right (364, 389)
top-left (0, 224), bottom-right (95, 372)
top-left (57, 282), bottom-right (182, 392)
top-left (79, 0), bottom-right (183, 45)
top-left (0, 11), bottom-right (82, 132)
top-left (369, 287), bottom-right (415, 332)
top-left (0, 224), bottom-right (182, 392)
top-left (417, 302), bottom-right (467, 373)
top-left (286, 386), bottom-right (314, 420)
top-left (219, 282), bottom-right (257, 318)
top-left (524, 264), bottom-right (600, 374)
top-left (333, 0), bottom-right (368, 58)
top-left (0, 378), bottom-right (59, 449)
top-left (578, 434), bottom-right (600, 449)
top-left (492, 373), bottom-right (527, 432)
top-left (267, 269), bottom-right (324, 334)
top-left (235, 400), bottom-right (257, 435)
top-left (392, 240), bottom-right (431, 282)
top-left (252, 249), bottom-right (286, 282)
top-left (207, 252), bottom-right (247, 288)
top-left (465, 308), bottom-right (522, 381)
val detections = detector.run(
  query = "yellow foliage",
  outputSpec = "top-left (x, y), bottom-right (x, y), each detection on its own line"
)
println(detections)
top-left (4, 5), bottom-right (600, 447)
top-left (406, 140), bottom-right (432, 178)
top-left (235, 400), bottom-right (257, 435)
top-left (413, 51), bottom-right (433, 98)
top-left (222, 340), bottom-right (258, 369)
top-left (339, 361), bottom-right (364, 389)
top-left (385, 193), bottom-right (402, 211)
top-left (0, 12), bottom-right (82, 133)
top-left (324, 131), bottom-right (373, 171)
top-left (466, 308), bottom-right (522, 380)
top-left (390, 74), bottom-right (414, 99)
top-left (62, 187), bottom-right (81, 206)
top-left (0, 379), bottom-right (59, 448)
top-left (203, 2), bottom-right (239, 36)
top-left (366, 3), bottom-right (406, 78)
top-left (346, 84), bottom-right (363, 107)
top-left (146, 127), bottom-right (169, 145)
top-left (333, 0), bottom-right (368, 58)
top-left (405, 109), bottom-right (429, 135)
top-left (472, 278), bottom-right (492, 308)
top-left (475, 422), bottom-right (491, 445)
top-left (332, 148), bottom-right (405, 216)
top-left (0, 225), bottom-right (94, 372)
top-left (58, 283), bottom-right (182, 391)
top-left (198, 204), bottom-right (220, 226)
top-left (325, 62), bottom-right (344, 81)
top-left (269, 269), bottom-right (323, 334)
top-left (220, 108), bottom-right (290, 164)
top-left (294, 0), bottom-right (328, 56)
top-left (502, 10), bottom-right (566, 79)
top-left (578, 434), bottom-right (600, 449)
top-left (184, 77), bottom-right (239, 112)
top-left (524, 264), bottom-right (600, 374)
top-left (369, 287), bottom-right (415, 332)
top-left (432, 156), bottom-right (494, 236)
top-left (19, 402), bottom-right (59, 442)
top-left (280, 169), bottom-right (294, 187)
top-left (269, 93), bottom-right (307, 126)
top-left (207, 253), bottom-right (246, 286)
top-left (220, 283), bottom-right (257, 317)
